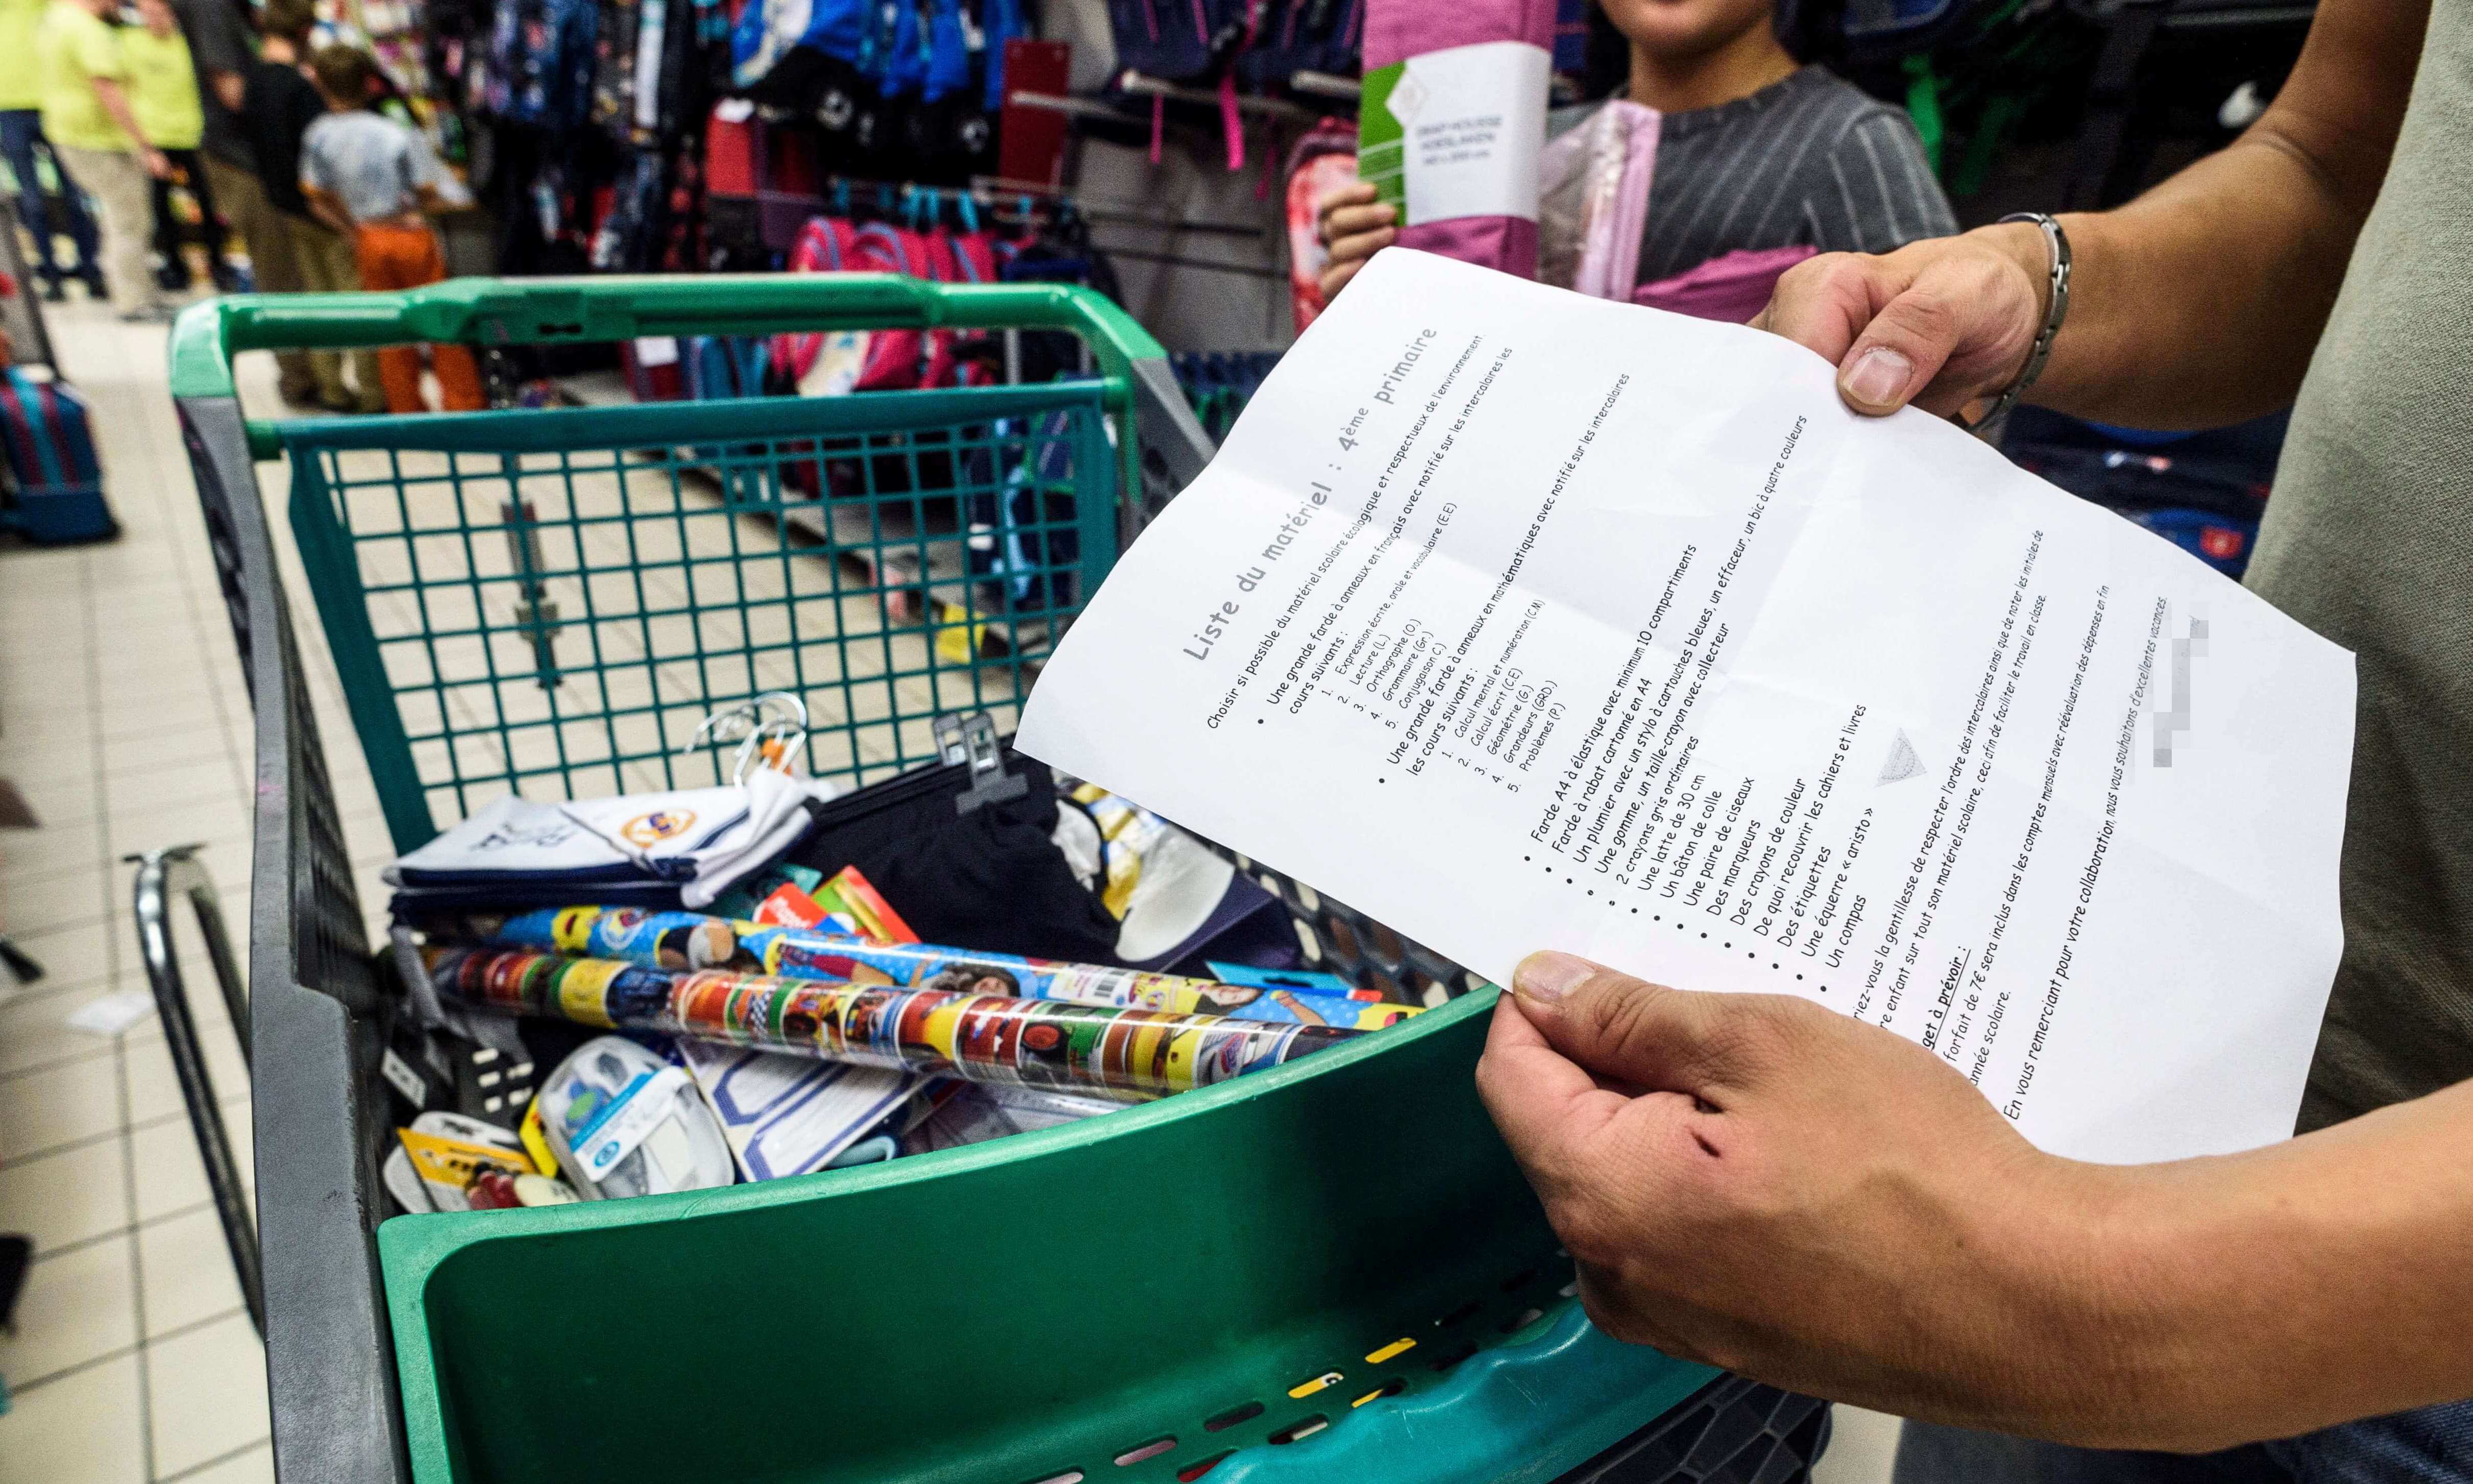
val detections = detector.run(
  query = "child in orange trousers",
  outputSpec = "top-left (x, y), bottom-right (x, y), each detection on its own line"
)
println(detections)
top-left (297, 46), bottom-right (483, 413)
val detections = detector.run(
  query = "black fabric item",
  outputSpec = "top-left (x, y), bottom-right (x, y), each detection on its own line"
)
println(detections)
top-left (0, 1232), bottom-right (28, 1331)
top-left (172, 0), bottom-right (257, 169)
top-left (785, 752), bottom-right (1126, 965)
top-left (240, 59), bottom-right (325, 217)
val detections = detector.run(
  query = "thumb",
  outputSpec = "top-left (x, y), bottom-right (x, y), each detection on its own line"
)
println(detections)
top-left (1834, 280), bottom-right (1966, 416)
top-left (1511, 951), bottom-right (1749, 1101)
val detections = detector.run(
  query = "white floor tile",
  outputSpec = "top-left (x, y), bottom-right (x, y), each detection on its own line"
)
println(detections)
top-left (0, 1235), bottom-right (138, 1386)
top-left (142, 1312), bottom-right (271, 1479)
top-left (0, 1351), bottom-right (146, 1484)
top-left (128, 1109), bottom-right (253, 1225)
top-left (0, 1051), bottom-right (123, 1159)
top-left (0, 982), bottom-right (142, 1075)
top-left (0, 1133), bottom-right (131, 1253)
top-left (167, 1441), bottom-right (275, 1484)
top-left (135, 1205), bottom-right (249, 1340)
top-left (124, 1031), bottom-right (251, 1131)
top-left (1, 918), bottom-right (116, 993)
top-left (0, 858), bottom-right (114, 934)
top-left (0, 819), bottom-right (104, 889)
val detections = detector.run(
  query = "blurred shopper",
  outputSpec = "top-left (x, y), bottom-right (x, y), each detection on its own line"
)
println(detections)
top-left (124, 0), bottom-right (231, 291)
top-left (243, 0), bottom-right (377, 409)
top-left (36, 0), bottom-right (171, 320)
top-left (299, 44), bottom-right (480, 411)
top-left (0, 0), bottom-right (103, 299)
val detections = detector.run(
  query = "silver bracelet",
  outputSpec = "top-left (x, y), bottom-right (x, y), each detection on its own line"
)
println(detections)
top-left (1968, 211), bottom-right (2071, 431)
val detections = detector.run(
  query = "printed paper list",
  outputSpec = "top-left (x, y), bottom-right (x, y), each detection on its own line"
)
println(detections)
top-left (1022, 250), bottom-right (2354, 1163)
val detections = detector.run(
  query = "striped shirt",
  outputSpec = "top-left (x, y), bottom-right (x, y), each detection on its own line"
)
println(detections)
top-left (1554, 65), bottom-right (1957, 286)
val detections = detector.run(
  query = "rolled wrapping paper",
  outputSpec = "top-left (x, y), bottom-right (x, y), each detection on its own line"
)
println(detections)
top-left (421, 947), bottom-right (1359, 1104)
top-left (439, 906), bottom-right (1420, 1032)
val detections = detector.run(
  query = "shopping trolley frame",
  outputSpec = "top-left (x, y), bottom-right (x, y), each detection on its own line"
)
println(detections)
top-left (172, 279), bottom-right (1828, 1484)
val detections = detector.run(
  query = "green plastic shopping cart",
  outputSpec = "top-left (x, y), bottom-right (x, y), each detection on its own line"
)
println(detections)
top-left (167, 275), bottom-right (1831, 1484)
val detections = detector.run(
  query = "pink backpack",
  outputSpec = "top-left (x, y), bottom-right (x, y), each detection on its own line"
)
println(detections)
top-left (770, 217), bottom-right (928, 395)
top-left (921, 200), bottom-right (1002, 387)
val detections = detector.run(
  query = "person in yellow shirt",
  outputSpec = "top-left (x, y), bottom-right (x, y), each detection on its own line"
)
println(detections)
top-left (0, 0), bottom-right (103, 299)
top-left (122, 0), bottom-right (226, 293)
top-left (35, 0), bottom-right (171, 319)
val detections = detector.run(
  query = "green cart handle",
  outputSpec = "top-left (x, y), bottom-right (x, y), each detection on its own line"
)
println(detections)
top-left (168, 275), bottom-right (1218, 488)
top-left (1214, 1303), bottom-right (1722, 1484)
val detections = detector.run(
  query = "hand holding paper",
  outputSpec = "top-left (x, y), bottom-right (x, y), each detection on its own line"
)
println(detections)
top-left (1019, 249), bottom-right (2353, 1164)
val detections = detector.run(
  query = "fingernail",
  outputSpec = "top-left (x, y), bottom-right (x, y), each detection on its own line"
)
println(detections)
top-left (1514, 951), bottom-right (1594, 1004)
top-left (1844, 347), bottom-right (1911, 408)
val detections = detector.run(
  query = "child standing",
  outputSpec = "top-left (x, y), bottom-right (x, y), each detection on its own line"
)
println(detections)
top-left (298, 44), bottom-right (481, 412)
top-left (1318, 0), bottom-right (1955, 310)
top-left (121, 0), bottom-right (228, 291)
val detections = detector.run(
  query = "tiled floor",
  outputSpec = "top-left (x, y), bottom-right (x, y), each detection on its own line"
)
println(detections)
top-left (0, 296), bottom-right (281, 1482)
top-left (0, 296), bottom-right (1908, 1484)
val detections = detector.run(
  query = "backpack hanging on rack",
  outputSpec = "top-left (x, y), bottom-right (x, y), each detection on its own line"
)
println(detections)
top-left (769, 212), bottom-right (928, 397)
top-left (1235, 0), bottom-right (1363, 94)
top-left (481, 0), bottom-right (601, 134)
top-left (1104, 0), bottom-right (1231, 80)
top-left (919, 191), bottom-right (1001, 388)
top-left (678, 334), bottom-right (774, 499)
top-left (730, 0), bottom-right (872, 120)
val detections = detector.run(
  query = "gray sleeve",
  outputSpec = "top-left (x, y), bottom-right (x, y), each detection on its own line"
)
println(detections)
top-left (1817, 111), bottom-right (1959, 254)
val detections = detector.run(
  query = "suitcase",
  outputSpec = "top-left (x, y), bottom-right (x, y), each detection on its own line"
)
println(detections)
top-left (0, 368), bottom-right (115, 544)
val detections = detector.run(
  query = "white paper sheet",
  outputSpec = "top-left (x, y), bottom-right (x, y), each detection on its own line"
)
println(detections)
top-left (1019, 251), bottom-right (2355, 1164)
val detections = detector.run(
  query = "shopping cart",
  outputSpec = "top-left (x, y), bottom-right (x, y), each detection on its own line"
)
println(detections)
top-left (169, 277), bottom-right (1831, 1484)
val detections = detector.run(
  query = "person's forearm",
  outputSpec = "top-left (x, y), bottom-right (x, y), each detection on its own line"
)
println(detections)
top-left (2069, 1079), bottom-right (2473, 1450)
top-left (90, 80), bottom-right (153, 161)
top-left (1991, 0), bottom-right (2428, 428)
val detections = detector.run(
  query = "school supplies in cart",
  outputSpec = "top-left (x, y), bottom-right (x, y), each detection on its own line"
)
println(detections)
top-left (536, 1036), bottom-right (737, 1200)
top-left (385, 770), bottom-right (833, 912)
top-left (417, 905), bottom-right (1422, 1029)
top-left (422, 947), bottom-right (1361, 1103)
top-left (900, 1083), bottom-right (1121, 1155)
top-left (674, 1041), bottom-right (922, 1181)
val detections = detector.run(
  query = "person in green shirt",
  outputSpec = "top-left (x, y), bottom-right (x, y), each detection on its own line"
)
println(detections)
top-left (36, 0), bottom-right (170, 319)
top-left (123, 0), bottom-right (226, 292)
top-left (0, 0), bottom-right (102, 298)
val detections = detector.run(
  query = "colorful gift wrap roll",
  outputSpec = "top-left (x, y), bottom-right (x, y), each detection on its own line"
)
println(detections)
top-left (486, 905), bottom-right (742, 969)
top-left (428, 909), bottom-right (1419, 1030)
top-left (422, 948), bottom-right (1356, 1103)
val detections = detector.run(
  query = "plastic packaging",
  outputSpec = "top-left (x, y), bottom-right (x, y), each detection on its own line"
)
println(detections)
top-left (432, 907), bottom-right (1421, 1030)
top-left (1537, 100), bottom-right (1659, 299)
top-left (425, 947), bottom-right (1359, 1103)
top-left (536, 1035), bottom-right (737, 1200)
